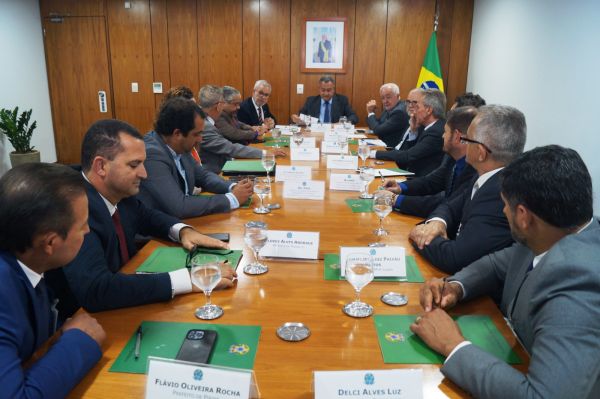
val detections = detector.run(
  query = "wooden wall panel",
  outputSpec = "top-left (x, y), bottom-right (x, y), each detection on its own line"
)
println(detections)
top-left (150, 0), bottom-right (171, 109)
top-left (333, 0), bottom-right (356, 103)
top-left (352, 0), bottom-right (388, 124)
top-left (437, 0), bottom-right (454, 99)
top-left (166, 0), bottom-right (199, 91)
top-left (446, 0), bottom-right (474, 108)
top-left (40, 0), bottom-right (105, 17)
top-left (242, 0), bottom-right (260, 98)
top-left (107, 0), bottom-right (155, 133)
top-left (197, 0), bottom-right (243, 89)
top-left (260, 0), bottom-right (291, 123)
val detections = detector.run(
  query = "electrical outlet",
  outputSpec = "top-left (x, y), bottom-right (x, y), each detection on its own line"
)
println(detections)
top-left (131, 82), bottom-right (139, 93)
top-left (297, 84), bottom-right (304, 94)
top-left (124, 2), bottom-right (131, 9)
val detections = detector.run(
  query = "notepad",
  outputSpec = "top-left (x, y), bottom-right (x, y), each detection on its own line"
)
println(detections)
top-left (222, 160), bottom-right (271, 176)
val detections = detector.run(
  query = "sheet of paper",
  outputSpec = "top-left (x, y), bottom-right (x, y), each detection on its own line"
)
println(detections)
top-left (275, 165), bottom-right (312, 182)
top-left (290, 147), bottom-right (320, 161)
top-left (283, 180), bottom-right (325, 200)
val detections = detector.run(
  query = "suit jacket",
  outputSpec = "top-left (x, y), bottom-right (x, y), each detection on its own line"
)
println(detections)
top-left (199, 119), bottom-right (263, 174)
top-left (443, 219), bottom-right (600, 399)
top-left (138, 131), bottom-right (233, 218)
top-left (215, 112), bottom-right (258, 144)
top-left (0, 251), bottom-right (101, 398)
top-left (46, 179), bottom-right (179, 318)
top-left (298, 94), bottom-right (359, 124)
top-left (237, 97), bottom-right (277, 127)
top-left (414, 171), bottom-right (513, 273)
top-left (366, 102), bottom-right (409, 147)
top-left (396, 155), bottom-right (477, 218)
top-left (375, 118), bottom-right (445, 176)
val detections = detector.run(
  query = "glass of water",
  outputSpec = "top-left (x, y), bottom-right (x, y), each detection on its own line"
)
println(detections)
top-left (359, 167), bottom-right (375, 199)
top-left (261, 150), bottom-right (275, 182)
top-left (244, 222), bottom-right (269, 275)
top-left (191, 254), bottom-right (223, 320)
top-left (358, 142), bottom-right (369, 169)
top-left (337, 134), bottom-right (348, 156)
top-left (372, 191), bottom-right (393, 236)
top-left (271, 127), bottom-right (282, 148)
top-left (253, 176), bottom-right (271, 214)
top-left (293, 129), bottom-right (304, 146)
top-left (343, 253), bottom-right (374, 318)
top-left (339, 116), bottom-right (348, 126)
top-left (303, 114), bottom-right (311, 132)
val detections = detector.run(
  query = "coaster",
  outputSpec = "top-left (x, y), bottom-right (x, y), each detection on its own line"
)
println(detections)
top-left (276, 323), bottom-right (311, 342)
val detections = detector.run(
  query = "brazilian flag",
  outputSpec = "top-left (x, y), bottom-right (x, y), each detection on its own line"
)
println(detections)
top-left (416, 32), bottom-right (444, 92)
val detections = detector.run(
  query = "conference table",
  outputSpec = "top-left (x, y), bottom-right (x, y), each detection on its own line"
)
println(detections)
top-left (69, 129), bottom-right (528, 398)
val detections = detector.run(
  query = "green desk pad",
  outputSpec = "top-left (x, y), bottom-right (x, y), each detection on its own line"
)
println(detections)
top-left (195, 193), bottom-right (252, 208)
top-left (110, 321), bottom-right (261, 374)
top-left (136, 247), bottom-right (243, 273)
top-left (374, 315), bottom-right (522, 364)
top-left (323, 254), bottom-right (424, 283)
top-left (345, 198), bottom-right (373, 213)
top-left (222, 160), bottom-right (267, 173)
top-left (386, 168), bottom-right (413, 175)
top-left (264, 136), bottom-right (290, 147)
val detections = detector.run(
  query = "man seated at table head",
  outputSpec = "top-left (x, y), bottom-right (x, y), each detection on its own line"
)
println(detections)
top-left (452, 91), bottom-right (486, 109)
top-left (383, 106), bottom-right (479, 218)
top-left (291, 75), bottom-right (359, 125)
top-left (46, 119), bottom-right (236, 320)
top-left (138, 97), bottom-right (253, 218)
top-left (371, 88), bottom-right (446, 176)
top-left (408, 104), bottom-right (526, 273)
top-left (237, 79), bottom-right (276, 129)
top-left (365, 83), bottom-right (410, 147)
top-left (0, 163), bottom-right (106, 398)
top-left (411, 145), bottom-right (600, 399)
top-left (215, 85), bottom-right (268, 144)
top-left (198, 84), bottom-right (285, 174)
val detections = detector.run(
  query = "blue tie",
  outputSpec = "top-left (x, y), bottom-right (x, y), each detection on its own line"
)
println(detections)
top-left (323, 101), bottom-right (331, 123)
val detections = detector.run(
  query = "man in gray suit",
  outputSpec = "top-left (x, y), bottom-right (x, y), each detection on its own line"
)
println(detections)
top-left (411, 145), bottom-right (600, 398)
top-left (365, 83), bottom-right (409, 147)
top-left (139, 97), bottom-right (253, 218)
top-left (198, 85), bottom-right (285, 174)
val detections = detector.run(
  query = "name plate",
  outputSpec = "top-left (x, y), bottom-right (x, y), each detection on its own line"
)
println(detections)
top-left (275, 165), bottom-right (312, 182)
top-left (313, 369), bottom-right (423, 399)
top-left (145, 357), bottom-right (254, 399)
top-left (348, 133), bottom-right (367, 139)
top-left (283, 180), bottom-right (325, 200)
top-left (291, 147), bottom-right (320, 161)
top-left (290, 137), bottom-right (316, 148)
top-left (340, 246), bottom-right (406, 277)
top-left (321, 141), bottom-right (347, 154)
top-left (327, 155), bottom-right (359, 170)
top-left (260, 230), bottom-right (320, 259)
top-left (323, 131), bottom-right (341, 143)
top-left (329, 173), bottom-right (363, 192)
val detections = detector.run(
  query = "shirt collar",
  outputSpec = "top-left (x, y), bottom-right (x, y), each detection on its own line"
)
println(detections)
top-left (206, 115), bottom-right (215, 126)
top-left (423, 120), bottom-right (437, 131)
top-left (474, 167), bottom-right (504, 191)
top-left (81, 171), bottom-right (117, 216)
top-left (321, 97), bottom-right (333, 106)
top-left (532, 217), bottom-right (594, 269)
top-left (165, 144), bottom-right (181, 161)
top-left (17, 259), bottom-right (43, 287)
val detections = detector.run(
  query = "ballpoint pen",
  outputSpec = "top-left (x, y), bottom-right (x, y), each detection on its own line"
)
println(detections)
top-left (134, 325), bottom-right (143, 360)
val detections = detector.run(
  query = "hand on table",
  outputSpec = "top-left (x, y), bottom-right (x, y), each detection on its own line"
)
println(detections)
top-left (409, 308), bottom-right (466, 357)
top-left (408, 221), bottom-right (447, 249)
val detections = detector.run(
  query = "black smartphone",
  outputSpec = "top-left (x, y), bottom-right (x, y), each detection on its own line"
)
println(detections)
top-left (355, 129), bottom-right (366, 133)
top-left (175, 329), bottom-right (217, 364)
top-left (206, 233), bottom-right (230, 242)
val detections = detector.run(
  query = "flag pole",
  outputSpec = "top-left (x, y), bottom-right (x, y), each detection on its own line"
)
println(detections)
top-left (434, 0), bottom-right (439, 32)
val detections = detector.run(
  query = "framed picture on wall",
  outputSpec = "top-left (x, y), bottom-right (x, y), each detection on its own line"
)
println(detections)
top-left (301, 17), bottom-right (347, 73)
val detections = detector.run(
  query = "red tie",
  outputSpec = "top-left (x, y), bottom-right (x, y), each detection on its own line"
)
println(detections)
top-left (112, 208), bottom-right (130, 264)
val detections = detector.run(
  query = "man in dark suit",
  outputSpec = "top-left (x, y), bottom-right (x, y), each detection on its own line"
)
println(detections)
top-left (371, 88), bottom-right (446, 176)
top-left (383, 106), bottom-right (478, 218)
top-left (0, 163), bottom-right (105, 398)
top-left (409, 105), bottom-right (527, 273)
top-left (291, 75), bottom-right (358, 124)
top-left (365, 83), bottom-right (410, 147)
top-left (47, 119), bottom-right (236, 319)
top-left (411, 145), bottom-right (600, 399)
top-left (139, 97), bottom-right (253, 219)
top-left (216, 86), bottom-right (267, 144)
top-left (237, 80), bottom-right (277, 129)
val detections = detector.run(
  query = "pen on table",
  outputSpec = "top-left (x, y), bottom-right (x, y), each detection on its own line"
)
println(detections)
top-left (134, 325), bottom-right (143, 360)
top-left (438, 277), bottom-right (447, 308)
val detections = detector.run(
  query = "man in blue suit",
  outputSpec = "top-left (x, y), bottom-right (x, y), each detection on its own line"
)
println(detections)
top-left (0, 163), bottom-right (105, 398)
top-left (411, 145), bottom-right (600, 398)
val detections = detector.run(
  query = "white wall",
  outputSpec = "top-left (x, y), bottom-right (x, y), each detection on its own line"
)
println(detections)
top-left (0, 0), bottom-right (56, 174)
top-left (468, 0), bottom-right (600, 212)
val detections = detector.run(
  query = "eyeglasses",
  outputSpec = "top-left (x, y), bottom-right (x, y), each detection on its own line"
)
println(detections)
top-left (460, 136), bottom-right (493, 153)
top-left (256, 90), bottom-right (270, 97)
top-left (405, 100), bottom-right (419, 107)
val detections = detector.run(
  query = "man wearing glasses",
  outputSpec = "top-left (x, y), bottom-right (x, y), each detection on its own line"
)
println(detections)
top-left (237, 80), bottom-right (277, 129)
top-left (216, 86), bottom-right (268, 144)
top-left (409, 105), bottom-right (526, 274)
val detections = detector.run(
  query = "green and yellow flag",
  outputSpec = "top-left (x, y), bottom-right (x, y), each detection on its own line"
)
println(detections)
top-left (416, 32), bottom-right (444, 92)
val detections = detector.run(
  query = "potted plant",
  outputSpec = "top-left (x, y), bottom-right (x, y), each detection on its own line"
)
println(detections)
top-left (0, 106), bottom-right (40, 167)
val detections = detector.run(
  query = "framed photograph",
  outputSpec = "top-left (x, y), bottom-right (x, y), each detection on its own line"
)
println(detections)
top-left (301, 17), bottom-right (347, 73)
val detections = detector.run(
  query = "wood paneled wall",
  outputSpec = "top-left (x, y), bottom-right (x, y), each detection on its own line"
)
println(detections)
top-left (41, 0), bottom-right (473, 161)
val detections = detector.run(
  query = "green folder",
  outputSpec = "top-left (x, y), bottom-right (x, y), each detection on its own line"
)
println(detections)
top-left (345, 198), bottom-right (373, 213)
top-left (264, 136), bottom-right (290, 147)
top-left (222, 160), bottom-right (268, 175)
top-left (110, 321), bottom-right (261, 374)
top-left (136, 247), bottom-right (243, 274)
top-left (373, 315), bottom-right (522, 364)
top-left (323, 253), bottom-right (424, 283)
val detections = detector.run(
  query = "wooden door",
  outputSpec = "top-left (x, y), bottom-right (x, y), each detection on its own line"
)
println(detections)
top-left (43, 16), bottom-right (113, 164)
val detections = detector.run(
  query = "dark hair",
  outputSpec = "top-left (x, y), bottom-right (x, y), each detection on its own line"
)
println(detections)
top-left (81, 119), bottom-right (143, 172)
top-left (154, 97), bottom-right (205, 137)
top-left (446, 106), bottom-right (477, 135)
top-left (319, 75), bottom-right (335, 85)
top-left (501, 145), bottom-right (593, 229)
top-left (455, 92), bottom-right (486, 108)
top-left (162, 86), bottom-right (194, 103)
top-left (0, 163), bottom-right (86, 253)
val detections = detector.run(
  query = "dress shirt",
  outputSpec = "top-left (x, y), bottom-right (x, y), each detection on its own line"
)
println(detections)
top-left (17, 259), bottom-right (43, 287)
top-left (369, 120), bottom-right (435, 158)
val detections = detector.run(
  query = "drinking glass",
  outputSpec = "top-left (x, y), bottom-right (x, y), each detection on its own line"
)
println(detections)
top-left (253, 176), bottom-right (271, 214)
top-left (339, 116), bottom-right (348, 126)
top-left (358, 142), bottom-right (369, 169)
top-left (303, 114), bottom-right (312, 132)
top-left (261, 150), bottom-right (275, 182)
top-left (293, 129), bottom-right (304, 146)
top-left (372, 191), bottom-right (393, 236)
top-left (271, 127), bottom-right (282, 148)
top-left (359, 167), bottom-right (375, 199)
top-left (244, 222), bottom-right (269, 275)
top-left (343, 253), bottom-right (374, 318)
top-left (190, 254), bottom-right (223, 320)
top-left (337, 134), bottom-right (348, 156)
